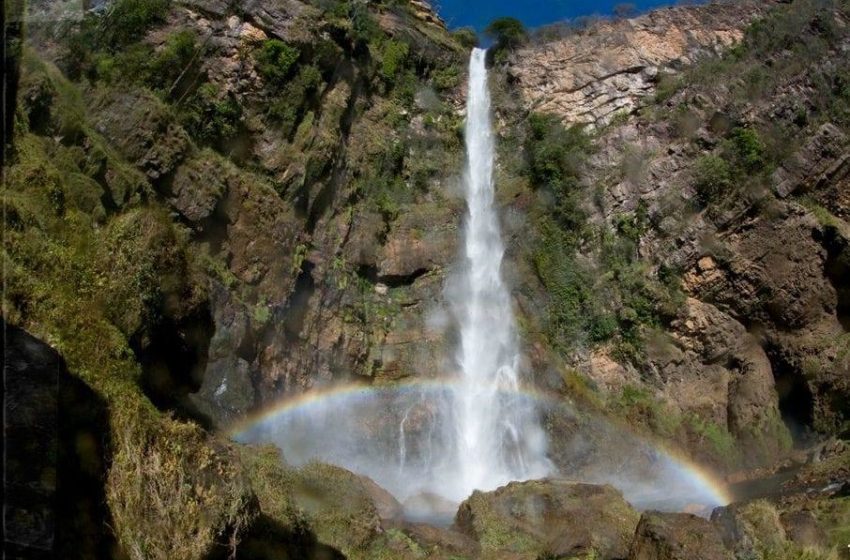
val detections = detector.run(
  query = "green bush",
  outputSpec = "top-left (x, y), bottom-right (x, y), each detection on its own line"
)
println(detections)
top-left (485, 17), bottom-right (527, 54)
top-left (61, 0), bottom-right (171, 78)
top-left (266, 64), bottom-right (323, 134)
top-left (255, 39), bottom-right (300, 86)
top-left (180, 83), bottom-right (242, 145)
top-left (379, 39), bottom-right (409, 82)
top-left (431, 64), bottom-right (461, 91)
top-left (147, 30), bottom-right (198, 93)
top-left (728, 127), bottom-right (767, 172)
top-left (99, 0), bottom-right (171, 49)
top-left (527, 112), bottom-right (591, 235)
top-left (693, 154), bottom-right (733, 204)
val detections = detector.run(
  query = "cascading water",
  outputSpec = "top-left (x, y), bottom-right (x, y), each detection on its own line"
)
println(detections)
top-left (235, 48), bottom-right (729, 522)
top-left (444, 47), bottom-right (550, 497)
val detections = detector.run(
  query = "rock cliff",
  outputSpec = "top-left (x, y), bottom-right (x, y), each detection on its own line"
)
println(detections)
top-left (511, 1), bottom-right (773, 127)
top-left (4, 0), bottom-right (850, 557)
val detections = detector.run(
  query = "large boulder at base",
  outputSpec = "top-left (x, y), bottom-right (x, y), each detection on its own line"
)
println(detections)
top-left (629, 511), bottom-right (733, 560)
top-left (454, 479), bottom-right (640, 559)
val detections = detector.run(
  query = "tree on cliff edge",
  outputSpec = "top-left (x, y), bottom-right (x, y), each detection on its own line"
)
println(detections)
top-left (485, 17), bottom-right (527, 63)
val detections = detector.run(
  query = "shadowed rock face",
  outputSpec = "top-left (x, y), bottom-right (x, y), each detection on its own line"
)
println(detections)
top-left (511, 1), bottom-right (773, 128)
top-left (455, 479), bottom-right (640, 559)
top-left (3, 321), bottom-right (117, 559)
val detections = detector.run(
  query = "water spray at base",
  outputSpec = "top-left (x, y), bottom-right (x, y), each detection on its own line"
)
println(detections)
top-left (233, 49), bottom-right (730, 522)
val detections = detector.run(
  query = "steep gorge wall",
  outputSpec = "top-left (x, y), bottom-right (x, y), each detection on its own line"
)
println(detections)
top-left (504, 0), bottom-right (850, 466)
top-left (511, 0), bottom-right (774, 127)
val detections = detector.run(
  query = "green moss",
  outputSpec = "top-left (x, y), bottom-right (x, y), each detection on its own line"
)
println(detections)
top-left (610, 385), bottom-right (681, 438)
top-left (687, 415), bottom-right (740, 467)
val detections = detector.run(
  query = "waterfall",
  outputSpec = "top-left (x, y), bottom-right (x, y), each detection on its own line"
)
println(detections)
top-left (444, 48), bottom-right (550, 498)
top-left (236, 50), bottom-right (728, 520)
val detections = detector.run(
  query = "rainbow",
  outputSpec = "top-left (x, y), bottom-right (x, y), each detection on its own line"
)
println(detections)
top-left (227, 378), bottom-right (734, 510)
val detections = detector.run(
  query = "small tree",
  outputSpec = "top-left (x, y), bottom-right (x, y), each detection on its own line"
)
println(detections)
top-left (484, 17), bottom-right (527, 61)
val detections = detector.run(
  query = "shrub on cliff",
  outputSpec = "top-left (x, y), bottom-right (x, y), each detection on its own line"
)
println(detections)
top-left (255, 39), bottom-right (301, 86)
top-left (485, 17), bottom-right (527, 63)
top-left (180, 83), bottom-right (242, 146)
top-left (62, 0), bottom-right (171, 78)
top-left (694, 154), bottom-right (733, 204)
top-left (452, 27), bottom-right (478, 49)
top-left (527, 112), bottom-right (591, 236)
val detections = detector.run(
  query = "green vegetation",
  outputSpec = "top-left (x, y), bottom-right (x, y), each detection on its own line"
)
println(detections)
top-left (179, 83), bottom-right (242, 146)
top-left (379, 39), bottom-right (410, 82)
top-left (485, 17), bottom-right (527, 63)
top-left (255, 39), bottom-right (300, 86)
top-left (452, 26), bottom-right (478, 49)
top-left (526, 113), bottom-right (683, 361)
top-left (691, 126), bottom-right (772, 207)
top-left (63, 0), bottom-right (171, 78)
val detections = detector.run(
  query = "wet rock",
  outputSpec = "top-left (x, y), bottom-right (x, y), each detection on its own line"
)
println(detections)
top-left (189, 284), bottom-right (256, 428)
top-left (629, 511), bottom-right (733, 560)
top-left (455, 479), bottom-right (640, 559)
top-left (378, 201), bottom-right (459, 279)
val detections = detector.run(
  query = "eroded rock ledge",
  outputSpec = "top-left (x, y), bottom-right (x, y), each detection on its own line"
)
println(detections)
top-left (510, 0), bottom-right (774, 127)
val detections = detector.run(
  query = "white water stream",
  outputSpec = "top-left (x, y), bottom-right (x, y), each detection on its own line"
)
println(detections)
top-left (235, 49), bottom-right (727, 522)
top-left (443, 47), bottom-right (550, 498)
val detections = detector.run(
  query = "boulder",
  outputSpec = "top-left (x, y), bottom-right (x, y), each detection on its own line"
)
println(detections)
top-left (629, 512), bottom-right (733, 560)
top-left (455, 479), bottom-right (640, 559)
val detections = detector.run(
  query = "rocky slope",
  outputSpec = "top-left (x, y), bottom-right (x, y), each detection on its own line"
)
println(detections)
top-left (511, 0), bottom-right (774, 128)
top-left (4, 0), bottom-right (850, 558)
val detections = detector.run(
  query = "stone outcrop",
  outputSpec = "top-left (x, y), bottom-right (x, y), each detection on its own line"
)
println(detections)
top-left (511, 1), bottom-right (772, 127)
top-left (629, 512), bottom-right (732, 560)
top-left (455, 480), bottom-right (640, 559)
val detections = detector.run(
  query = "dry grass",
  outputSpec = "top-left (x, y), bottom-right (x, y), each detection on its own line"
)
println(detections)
top-left (107, 405), bottom-right (254, 560)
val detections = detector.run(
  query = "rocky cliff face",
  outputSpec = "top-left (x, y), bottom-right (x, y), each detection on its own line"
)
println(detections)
top-left (503, 0), bottom-right (850, 469)
top-left (5, 0), bottom-right (850, 557)
top-left (512, 0), bottom-right (773, 128)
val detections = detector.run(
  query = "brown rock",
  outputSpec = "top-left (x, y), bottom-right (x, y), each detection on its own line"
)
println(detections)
top-left (511, 2), bottom-right (769, 127)
top-left (455, 479), bottom-right (640, 559)
top-left (629, 511), bottom-right (733, 560)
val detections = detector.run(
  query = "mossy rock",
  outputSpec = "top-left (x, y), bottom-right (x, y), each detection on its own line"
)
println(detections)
top-left (455, 479), bottom-right (640, 559)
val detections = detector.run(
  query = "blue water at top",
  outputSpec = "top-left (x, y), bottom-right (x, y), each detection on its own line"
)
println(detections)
top-left (433, 0), bottom-right (701, 32)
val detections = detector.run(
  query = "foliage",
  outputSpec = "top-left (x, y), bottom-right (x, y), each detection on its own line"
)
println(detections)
top-left (484, 16), bottom-right (527, 62)
top-left (255, 39), bottom-right (301, 86)
top-left (692, 126), bottom-right (771, 207)
top-left (379, 39), bottom-right (410, 82)
top-left (527, 112), bottom-right (591, 237)
top-left (179, 83), bottom-right (242, 146)
top-left (62, 0), bottom-right (171, 77)
top-left (728, 126), bottom-right (767, 172)
top-left (266, 64), bottom-right (323, 134)
top-left (452, 26), bottom-right (478, 49)
top-left (693, 154), bottom-right (734, 204)
top-left (431, 63), bottom-right (461, 91)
